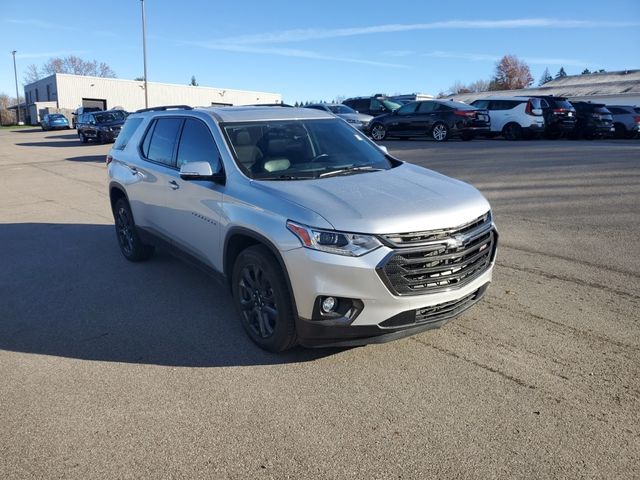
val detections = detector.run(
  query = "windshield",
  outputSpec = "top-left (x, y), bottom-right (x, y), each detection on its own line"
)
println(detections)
top-left (555, 99), bottom-right (574, 110)
top-left (224, 118), bottom-right (393, 180)
top-left (49, 114), bottom-right (65, 119)
top-left (94, 111), bottom-right (127, 124)
top-left (381, 99), bottom-right (402, 111)
top-left (328, 105), bottom-right (356, 115)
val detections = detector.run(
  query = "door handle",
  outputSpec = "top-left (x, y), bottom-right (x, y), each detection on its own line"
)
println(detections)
top-left (168, 180), bottom-right (180, 190)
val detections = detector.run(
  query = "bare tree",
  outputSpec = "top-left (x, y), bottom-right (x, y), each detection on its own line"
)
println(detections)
top-left (23, 64), bottom-right (41, 84)
top-left (489, 55), bottom-right (533, 90)
top-left (467, 79), bottom-right (490, 93)
top-left (24, 55), bottom-right (116, 83)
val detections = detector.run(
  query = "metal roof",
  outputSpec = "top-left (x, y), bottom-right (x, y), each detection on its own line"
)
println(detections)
top-left (449, 69), bottom-right (640, 103)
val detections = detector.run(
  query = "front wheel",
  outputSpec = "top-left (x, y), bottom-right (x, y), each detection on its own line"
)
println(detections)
top-left (370, 123), bottom-right (387, 141)
top-left (232, 246), bottom-right (297, 352)
top-left (79, 132), bottom-right (88, 144)
top-left (431, 122), bottom-right (449, 142)
top-left (113, 198), bottom-right (154, 262)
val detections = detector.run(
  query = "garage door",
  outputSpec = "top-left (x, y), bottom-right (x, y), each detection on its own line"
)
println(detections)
top-left (82, 98), bottom-right (107, 110)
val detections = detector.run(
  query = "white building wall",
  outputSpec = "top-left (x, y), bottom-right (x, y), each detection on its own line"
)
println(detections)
top-left (50, 74), bottom-right (281, 112)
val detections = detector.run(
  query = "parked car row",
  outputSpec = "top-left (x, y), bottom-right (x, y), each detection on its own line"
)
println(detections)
top-left (329, 94), bottom-right (638, 141)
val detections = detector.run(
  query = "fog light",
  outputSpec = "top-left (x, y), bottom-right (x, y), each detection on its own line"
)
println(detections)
top-left (321, 296), bottom-right (337, 313)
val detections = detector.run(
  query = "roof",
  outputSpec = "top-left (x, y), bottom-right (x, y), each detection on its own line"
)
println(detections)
top-left (202, 105), bottom-right (334, 122)
top-left (449, 69), bottom-right (640, 103)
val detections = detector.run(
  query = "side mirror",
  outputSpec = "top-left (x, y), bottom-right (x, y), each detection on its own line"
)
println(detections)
top-left (179, 161), bottom-right (225, 183)
top-left (378, 145), bottom-right (389, 154)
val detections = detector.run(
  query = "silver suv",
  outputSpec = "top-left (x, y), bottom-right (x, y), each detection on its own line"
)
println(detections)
top-left (107, 105), bottom-right (497, 352)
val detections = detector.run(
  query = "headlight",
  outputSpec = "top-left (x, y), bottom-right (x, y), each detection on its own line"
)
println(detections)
top-left (286, 221), bottom-right (382, 257)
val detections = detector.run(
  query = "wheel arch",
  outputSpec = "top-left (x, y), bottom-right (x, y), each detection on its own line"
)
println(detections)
top-left (223, 227), bottom-right (298, 316)
top-left (109, 182), bottom-right (130, 214)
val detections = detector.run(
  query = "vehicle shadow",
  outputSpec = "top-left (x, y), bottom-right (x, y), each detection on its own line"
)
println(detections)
top-left (16, 140), bottom-right (86, 148)
top-left (66, 155), bottom-right (107, 163)
top-left (11, 128), bottom-right (42, 133)
top-left (0, 223), bottom-right (346, 367)
top-left (45, 133), bottom-right (77, 140)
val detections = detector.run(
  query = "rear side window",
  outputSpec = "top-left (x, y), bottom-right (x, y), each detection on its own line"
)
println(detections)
top-left (144, 117), bottom-right (183, 167)
top-left (472, 100), bottom-right (489, 109)
top-left (554, 99), bottom-right (574, 109)
top-left (176, 119), bottom-right (221, 170)
top-left (397, 103), bottom-right (418, 114)
top-left (417, 102), bottom-right (435, 113)
top-left (113, 117), bottom-right (144, 150)
top-left (490, 100), bottom-right (524, 110)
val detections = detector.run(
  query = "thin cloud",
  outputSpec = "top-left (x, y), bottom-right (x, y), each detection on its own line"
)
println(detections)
top-left (422, 51), bottom-right (587, 67)
top-left (181, 41), bottom-right (409, 68)
top-left (6, 18), bottom-right (115, 37)
top-left (214, 18), bottom-right (640, 45)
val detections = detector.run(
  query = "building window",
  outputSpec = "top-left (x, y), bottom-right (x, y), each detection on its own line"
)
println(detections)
top-left (35, 89), bottom-right (39, 102)
top-left (46, 85), bottom-right (51, 101)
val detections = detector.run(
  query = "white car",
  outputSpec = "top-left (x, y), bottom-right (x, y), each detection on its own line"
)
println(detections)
top-left (471, 96), bottom-right (545, 140)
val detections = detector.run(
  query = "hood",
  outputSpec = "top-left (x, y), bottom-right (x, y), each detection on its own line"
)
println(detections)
top-left (252, 163), bottom-right (491, 234)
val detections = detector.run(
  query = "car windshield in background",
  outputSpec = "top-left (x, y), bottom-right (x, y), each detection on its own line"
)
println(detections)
top-left (328, 105), bottom-right (356, 115)
top-left (50, 114), bottom-right (65, 119)
top-left (224, 118), bottom-right (393, 180)
top-left (382, 99), bottom-right (402, 111)
top-left (95, 111), bottom-right (127, 123)
top-left (555, 100), bottom-right (574, 109)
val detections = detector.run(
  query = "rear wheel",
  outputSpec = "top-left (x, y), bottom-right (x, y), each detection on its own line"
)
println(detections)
top-left (232, 246), bottom-right (297, 352)
top-left (431, 122), bottom-right (449, 142)
top-left (614, 123), bottom-right (627, 139)
top-left (370, 123), bottom-right (387, 141)
top-left (97, 132), bottom-right (104, 144)
top-left (113, 198), bottom-right (154, 262)
top-left (502, 123), bottom-right (522, 140)
top-left (79, 132), bottom-right (88, 144)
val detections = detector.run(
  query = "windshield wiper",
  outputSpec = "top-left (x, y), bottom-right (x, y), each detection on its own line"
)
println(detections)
top-left (318, 166), bottom-right (384, 178)
top-left (261, 174), bottom-right (317, 181)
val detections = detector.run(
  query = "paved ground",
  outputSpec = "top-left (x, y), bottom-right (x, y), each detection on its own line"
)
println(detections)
top-left (1, 128), bottom-right (639, 479)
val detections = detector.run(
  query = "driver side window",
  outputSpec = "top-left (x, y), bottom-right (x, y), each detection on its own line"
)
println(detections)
top-left (176, 119), bottom-right (221, 171)
top-left (397, 103), bottom-right (418, 115)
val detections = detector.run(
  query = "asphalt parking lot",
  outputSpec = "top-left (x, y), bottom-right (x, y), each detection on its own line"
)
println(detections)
top-left (1, 128), bottom-right (639, 479)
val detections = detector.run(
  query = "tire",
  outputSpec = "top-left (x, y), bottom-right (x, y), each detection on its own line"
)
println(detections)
top-left (614, 123), bottom-right (627, 139)
top-left (370, 123), bottom-right (387, 141)
top-left (431, 122), bottom-right (449, 142)
top-left (231, 245), bottom-right (297, 352)
top-left (97, 132), bottom-right (104, 144)
top-left (113, 198), bottom-right (154, 262)
top-left (502, 123), bottom-right (522, 141)
top-left (79, 132), bottom-right (88, 144)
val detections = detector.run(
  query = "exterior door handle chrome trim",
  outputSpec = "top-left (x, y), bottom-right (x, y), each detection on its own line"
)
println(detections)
top-left (168, 180), bottom-right (179, 190)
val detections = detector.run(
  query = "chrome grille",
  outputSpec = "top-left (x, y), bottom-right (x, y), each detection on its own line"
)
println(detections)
top-left (377, 213), bottom-right (496, 296)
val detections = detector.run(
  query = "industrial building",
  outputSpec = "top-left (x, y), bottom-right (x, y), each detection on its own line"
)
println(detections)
top-left (22, 73), bottom-right (282, 124)
top-left (449, 69), bottom-right (640, 105)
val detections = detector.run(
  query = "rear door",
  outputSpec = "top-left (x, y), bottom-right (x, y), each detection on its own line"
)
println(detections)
top-left (414, 101), bottom-right (437, 133)
top-left (387, 102), bottom-right (418, 136)
top-left (133, 117), bottom-right (184, 237)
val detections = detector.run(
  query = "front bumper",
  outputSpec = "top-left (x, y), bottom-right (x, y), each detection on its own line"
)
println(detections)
top-left (282, 233), bottom-right (496, 347)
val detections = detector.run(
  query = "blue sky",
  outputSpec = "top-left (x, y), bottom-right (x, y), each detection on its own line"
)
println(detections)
top-left (2, 0), bottom-right (639, 103)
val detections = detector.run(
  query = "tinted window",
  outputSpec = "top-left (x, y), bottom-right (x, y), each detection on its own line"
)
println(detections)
top-left (471, 100), bottom-right (489, 109)
top-left (434, 103), bottom-right (453, 112)
top-left (554, 99), bottom-right (574, 109)
top-left (113, 117), bottom-right (144, 151)
top-left (176, 119), bottom-right (220, 170)
top-left (145, 118), bottom-right (183, 167)
top-left (607, 107), bottom-right (625, 114)
top-left (369, 99), bottom-right (385, 113)
top-left (489, 100), bottom-right (523, 110)
top-left (540, 99), bottom-right (550, 108)
top-left (418, 102), bottom-right (436, 113)
top-left (397, 103), bottom-right (418, 115)
top-left (328, 105), bottom-right (356, 114)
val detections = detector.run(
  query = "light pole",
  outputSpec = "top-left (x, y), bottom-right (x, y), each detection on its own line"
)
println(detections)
top-left (11, 50), bottom-right (21, 125)
top-left (140, 0), bottom-right (149, 109)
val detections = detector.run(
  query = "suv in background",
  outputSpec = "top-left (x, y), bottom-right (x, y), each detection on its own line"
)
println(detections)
top-left (77, 110), bottom-right (128, 143)
top-left (470, 97), bottom-right (544, 140)
top-left (72, 106), bottom-right (101, 128)
top-left (570, 102), bottom-right (615, 139)
top-left (107, 105), bottom-right (497, 352)
top-left (369, 100), bottom-right (490, 141)
top-left (530, 95), bottom-right (577, 138)
top-left (305, 103), bottom-right (373, 132)
top-left (343, 95), bottom-right (402, 117)
top-left (606, 105), bottom-right (640, 138)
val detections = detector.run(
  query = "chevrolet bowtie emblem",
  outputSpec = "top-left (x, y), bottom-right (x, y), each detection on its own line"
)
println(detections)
top-left (446, 235), bottom-right (466, 249)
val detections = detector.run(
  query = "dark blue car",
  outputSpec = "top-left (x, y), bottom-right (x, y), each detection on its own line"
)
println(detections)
top-left (41, 114), bottom-right (70, 131)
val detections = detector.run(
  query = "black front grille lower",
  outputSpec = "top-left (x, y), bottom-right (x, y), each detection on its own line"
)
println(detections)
top-left (377, 214), bottom-right (496, 296)
top-left (380, 284), bottom-right (488, 328)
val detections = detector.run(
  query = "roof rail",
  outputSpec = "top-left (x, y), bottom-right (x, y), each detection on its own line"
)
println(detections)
top-left (135, 105), bottom-right (193, 113)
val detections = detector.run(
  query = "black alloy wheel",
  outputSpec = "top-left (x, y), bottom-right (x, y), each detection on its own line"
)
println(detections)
top-left (79, 132), bottom-right (88, 143)
top-left (503, 123), bottom-right (522, 141)
top-left (113, 198), bottom-right (154, 262)
top-left (232, 246), bottom-right (297, 352)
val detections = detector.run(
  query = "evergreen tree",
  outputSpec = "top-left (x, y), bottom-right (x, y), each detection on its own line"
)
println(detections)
top-left (581, 68), bottom-right (591, 75)
top-left (538, 68), bottom-right (553, 86)
top-left (189, 75), bottom-right (199, 86)
top-left (555, 67), bottom-right (567, 78)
